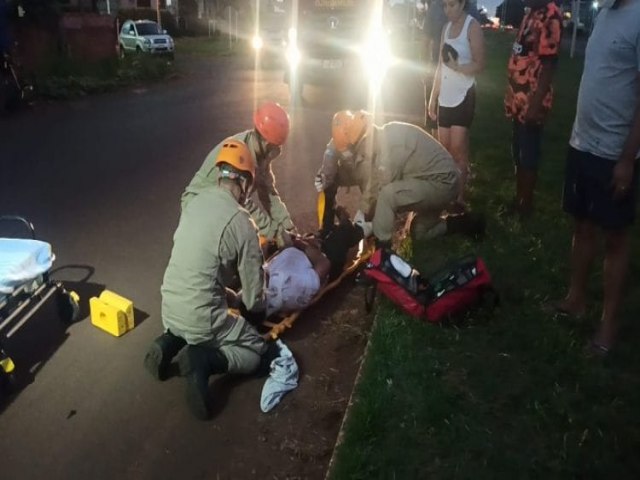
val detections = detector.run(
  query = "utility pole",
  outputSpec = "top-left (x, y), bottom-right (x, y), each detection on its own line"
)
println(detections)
top-left (157, 0), bottom-right (162, 28)
top-left (502, 0), bottom-right (508, 28)
top-left (570, 0), bottom-right (580, 58)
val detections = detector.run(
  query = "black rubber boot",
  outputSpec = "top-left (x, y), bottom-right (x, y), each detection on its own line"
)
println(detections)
top-left (446, 212), bottom-right (486, 240)
top-left (255, 341), bottom-right (281, 378)
top-left (178, 345), bottom-right (228, 421)
top-left (143, 331), bottom-right (186, 381)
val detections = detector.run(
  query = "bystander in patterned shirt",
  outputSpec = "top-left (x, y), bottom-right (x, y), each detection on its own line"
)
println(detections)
top-left (504, 2), bottom-right (563, 124)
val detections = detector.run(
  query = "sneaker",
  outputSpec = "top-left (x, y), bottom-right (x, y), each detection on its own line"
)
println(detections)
top-left (143, 332), bottom-right (186, 381)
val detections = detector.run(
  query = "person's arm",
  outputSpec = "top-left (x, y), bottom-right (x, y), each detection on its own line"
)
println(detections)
top-left (315, 139), bottom-right (340, 191)
top-left (232, 214), bottom-right (267, 313)
top-left (612, 72), bottom-right (640, 198)
top-left (262, 161), bottom-right (295, 231)
top-left (427, 28), bottom-right (446, 120)
top-left (448, 20), bottom-right (485, 76)
top-left (524, 13), bottom-right (562, 123)
top-left (245, 163), bottom-right (295, 241)
top-left (357, 157), bottom-right (379, 219)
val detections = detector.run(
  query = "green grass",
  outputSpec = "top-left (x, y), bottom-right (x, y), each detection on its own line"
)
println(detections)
top-left (34, 35), bottom-right (242, 99)
top-left (330, 31), bottom-right (640, 479)
top-left (174, 35), bottom-right (249, 57)
top-left (35, 55), bottom-right (177, 99)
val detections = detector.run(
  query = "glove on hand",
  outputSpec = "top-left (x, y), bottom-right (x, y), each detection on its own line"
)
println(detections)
top-left (353, 210), bottom-right (373, 238)
top-left (314, 173), bottom-right (325, 193)
top-left (276, 229), bottom-right (294, 248)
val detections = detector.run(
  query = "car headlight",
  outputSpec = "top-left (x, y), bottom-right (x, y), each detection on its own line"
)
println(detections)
top-left (359, 28), bottom-right (392, 89)
top-left (286, 43), bottom-right (301, 68)
top-left (285, 28), bottom-right (300, 67)
top-left (252, 35), bottom-right (264, 50)
top-left (143, 38), bottom-right (151, 46)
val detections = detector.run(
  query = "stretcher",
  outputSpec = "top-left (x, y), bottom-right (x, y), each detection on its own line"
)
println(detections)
top-left (261, 238), bottom-right (376, 340)
top-left (0, 216), bottom-right (80, 392)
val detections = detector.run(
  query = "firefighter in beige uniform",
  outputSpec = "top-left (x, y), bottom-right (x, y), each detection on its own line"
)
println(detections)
top-left (182, 102), bottom-right (296, 247)
top-left (320, 111), bottom-right (484, 244)
top-left (144, 139), bottom-right (270, 420)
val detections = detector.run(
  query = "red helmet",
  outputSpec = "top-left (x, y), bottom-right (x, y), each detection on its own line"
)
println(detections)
top-left (253, 102), bottom-right (290, 146)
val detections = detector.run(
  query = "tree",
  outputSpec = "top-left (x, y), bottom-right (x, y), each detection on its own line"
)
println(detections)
top-left (495, 0), bottom-right (525, 27)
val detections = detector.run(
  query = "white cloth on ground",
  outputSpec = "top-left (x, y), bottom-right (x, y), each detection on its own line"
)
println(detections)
top-left (0, 239), bottom-right (55, 294)
top-left (260, 339), bottom-right (299, 413)
top-left (264, 247), bottom-right (321, 316)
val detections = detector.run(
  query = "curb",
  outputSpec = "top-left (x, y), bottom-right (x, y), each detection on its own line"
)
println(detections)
top-left (323, 307), bottom-right (379, 480)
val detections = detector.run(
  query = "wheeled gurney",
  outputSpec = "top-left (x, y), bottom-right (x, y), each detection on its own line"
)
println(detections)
top-left (0, 216), bottom-right (80, 390)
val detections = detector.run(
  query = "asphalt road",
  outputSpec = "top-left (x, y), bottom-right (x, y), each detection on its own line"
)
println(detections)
top-left (0, 54), bottom-right (424, 479)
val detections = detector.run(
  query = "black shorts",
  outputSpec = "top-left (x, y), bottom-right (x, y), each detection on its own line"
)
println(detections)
top-left (562, 146), bottom-right (639, 230)
top-left (438, 86), bottom-right (476, 129)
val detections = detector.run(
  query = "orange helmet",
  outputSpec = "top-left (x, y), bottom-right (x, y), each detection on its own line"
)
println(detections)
top-left (331, 110), bottom-right (371, 153)
top-left (215, 138), bottom-right (256, 184)
top-left (253, 102), bottom-right (290, 146)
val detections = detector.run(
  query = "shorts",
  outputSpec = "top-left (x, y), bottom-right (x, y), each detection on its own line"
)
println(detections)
top-left (562, 146), bottom-right (639, 230)
top-left (512, 121), bottom-right (542, 170)
top-left (438, 86), bottom-right (476, 129)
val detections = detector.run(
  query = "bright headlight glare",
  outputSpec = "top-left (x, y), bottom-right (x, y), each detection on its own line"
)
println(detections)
top-left (288, 27), bottom-right (297, 43)
top-left (286, 44), bottom-right (301, 67)
top-left (360, 29), bottom-right (392, 86)
top-left (252, 35), bottom-right (264, 50)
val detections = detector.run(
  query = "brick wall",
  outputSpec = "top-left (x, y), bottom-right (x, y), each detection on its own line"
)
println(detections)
top-left (60, 13), bottom-right (118, 61)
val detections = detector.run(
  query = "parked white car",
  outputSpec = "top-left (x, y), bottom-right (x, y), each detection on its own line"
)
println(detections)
top-left (119, 20), bottom-right (175, 59)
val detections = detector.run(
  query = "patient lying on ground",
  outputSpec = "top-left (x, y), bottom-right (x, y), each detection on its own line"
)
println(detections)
top-left (264, 207), bottom-right (365, 316)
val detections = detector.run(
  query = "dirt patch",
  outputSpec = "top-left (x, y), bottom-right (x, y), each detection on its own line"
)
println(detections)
top-left (242, 283), bottom-right (373, 480)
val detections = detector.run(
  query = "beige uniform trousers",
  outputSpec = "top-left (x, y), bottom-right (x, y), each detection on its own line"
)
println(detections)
top-left (372, 174), bottom-right (458, 242)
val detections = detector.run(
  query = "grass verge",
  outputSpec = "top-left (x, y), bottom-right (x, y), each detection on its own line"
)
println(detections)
top-left (32, 35), bottom-right (244, 100)
top-left (329, 30), bottom-right (640, 479)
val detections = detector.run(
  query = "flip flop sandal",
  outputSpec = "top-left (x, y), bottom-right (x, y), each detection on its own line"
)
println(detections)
top-left (585, 341), bottom-right (610, 358)
top-left (542, 302), bottom-right (585, 320)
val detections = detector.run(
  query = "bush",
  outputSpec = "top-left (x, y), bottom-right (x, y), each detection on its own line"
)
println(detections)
top-left (35, 55), bottom-right (176, 99)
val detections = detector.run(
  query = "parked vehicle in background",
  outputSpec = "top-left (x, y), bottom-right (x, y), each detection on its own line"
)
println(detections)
top-left (119, 20), bottom-right (175, 59)
top-left (283, 0), bottom-right (391, 100)
top-left (250, 0), bottom-right (288, 65)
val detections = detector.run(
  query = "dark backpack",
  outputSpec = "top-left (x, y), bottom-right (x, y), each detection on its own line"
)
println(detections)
top-left (361, 248), bottom-right (497, 322)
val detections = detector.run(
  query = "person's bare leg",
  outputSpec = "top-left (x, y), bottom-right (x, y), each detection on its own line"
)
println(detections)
top-left (516, 167), bottom-right (537, 216)
top-left (558, 219), bottom-right (598, 316)
top-left (450, 126), bottom-right (470, 205)
top-left (594, 229), bottom-right (630, 349)
top-left (438, 126), bottom-right (451, 151)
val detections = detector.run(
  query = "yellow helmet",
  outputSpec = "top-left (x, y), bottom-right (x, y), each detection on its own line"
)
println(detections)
top-left (331, 110), bottom-right (371, 153)
top-left (215, 138), bottom-right (256, 184)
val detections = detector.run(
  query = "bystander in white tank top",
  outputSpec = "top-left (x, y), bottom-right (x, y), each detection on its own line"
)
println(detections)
top-left (438, 14), bottom-right (476, 108)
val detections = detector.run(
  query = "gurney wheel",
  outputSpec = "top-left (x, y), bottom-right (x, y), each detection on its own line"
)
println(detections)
top-left (57, 289), bottom-right (81, 324)
top-left (364, 284), bottom-right (377, 313)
